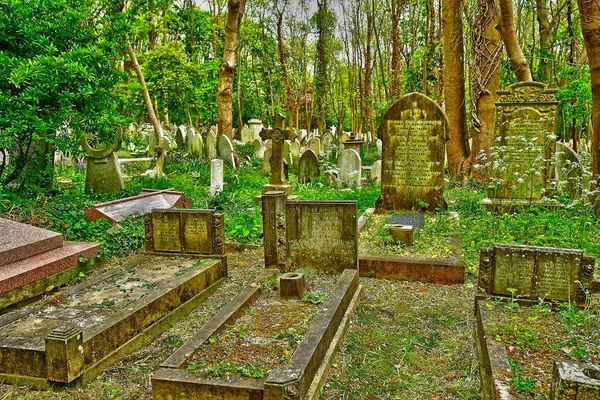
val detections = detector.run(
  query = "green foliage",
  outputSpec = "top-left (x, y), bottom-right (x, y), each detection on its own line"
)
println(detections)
top-left (303, 291), bottom-right (328, 305)
top-left (275, 329), bottom-right (303, 348)
top-left (556, 80), bottom-right (592, 142)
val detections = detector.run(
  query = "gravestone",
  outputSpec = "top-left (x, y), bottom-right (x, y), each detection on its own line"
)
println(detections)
top-left (206, 130), bottom-right (218, 159)
top-left (217, 134), bottom-right (236, 167)
top-left (290, 138), bottom-right (301, 158)
top-left (148, 129), bottom-right (157, 156)
top-left (248, 119), bottom-right (263, 141)
top-left (191, 134), bottom-right (203, 159)
top-left (555, 142), bottom-right (584, 198)
top-left (550, 360), bottom-right (600, 399)
top-left (298, 149), bottom-right (320, 183)
top-left (308, 137), bottom-right (321, 155)
top-left (375, 93), bottom-right (449, 213)
top-left (262, 148), bottom-right (272, 174)
top-left (339, 132), bottom-right (351, 149)
top-left (240, 126), bottom-right (252, 144)
top-left (283, 140), bottom-right (293, 166)
top-left (478, 244), bottom-right (596, 304)
top-left (144, 209), bottom-right (225, 257)
top-left (338, 149), bottom-right (361, 188)
top-left (322, 131), bottom-right (336, 152)
top-left (260, 113), bottom-right (297, 195)
top-left (262, 191), bottom-right (357, 273)
top-left (376, 138), bottom-right (383, 154)
top-left (371, 159), bottom-right (382, 184)
top-left (85, 189), bottom-right (189, 223)
top-left (175, 126), bottom-right (186, 148)
top-left (81, 138), bottom-right (124, 194)
top-left (211, 159), bottom-right (224, 196)
top-left (487, 82), bottom-right (558, 203)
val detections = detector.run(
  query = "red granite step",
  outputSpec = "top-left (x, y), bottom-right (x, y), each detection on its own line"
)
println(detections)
top-left (0, 218), bottom-right (63, 267)
top-left (0, 241), bottom-right (100, 296)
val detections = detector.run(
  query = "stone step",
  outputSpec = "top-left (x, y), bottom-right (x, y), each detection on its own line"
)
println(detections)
top-left (0, 241), bottom-right (100, 296)
top-left (0, 218), bottom-right (64, 267)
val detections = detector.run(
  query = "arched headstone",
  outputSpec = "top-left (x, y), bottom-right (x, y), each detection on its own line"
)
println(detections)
top-left (298, 149), bottom-right (320, 183)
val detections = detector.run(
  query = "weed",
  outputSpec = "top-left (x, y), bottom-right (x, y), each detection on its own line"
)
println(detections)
top-left (304, 291), bottom-right (328, 305)
top-left (276, 329), bottom-right (303, 348)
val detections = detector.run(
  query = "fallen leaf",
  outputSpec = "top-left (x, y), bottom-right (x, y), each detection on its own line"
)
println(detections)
top-left (416, 287), bottom-right (429, 296)
top-left (507, 346), bottom-right (516, 356)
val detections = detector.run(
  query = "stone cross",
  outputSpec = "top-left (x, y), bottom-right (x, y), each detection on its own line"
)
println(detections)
top-left (260, 113), bottom-right (296, 186)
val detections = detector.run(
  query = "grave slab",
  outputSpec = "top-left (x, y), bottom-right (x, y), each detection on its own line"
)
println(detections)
top-left (84, 189), bottom-right (189, 224)
top-left (0, 218), bottom-right (63, 267)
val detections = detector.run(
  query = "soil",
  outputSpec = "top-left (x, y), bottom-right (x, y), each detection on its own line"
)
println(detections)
top-left (486, 299), bottom-right (600, 398)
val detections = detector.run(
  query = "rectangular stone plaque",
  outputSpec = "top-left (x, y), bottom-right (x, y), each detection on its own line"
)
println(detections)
top-left (286, 201), bottom-right (357, 273)
top-left (478, 244), bottom-right (595, 303)
top-left (145, 209), bottom-right (224, 256)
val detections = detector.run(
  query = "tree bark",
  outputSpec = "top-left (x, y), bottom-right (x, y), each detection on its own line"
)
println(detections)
top-left (535, 0), bottom-right (551, 81)
top-left (217, 0), bottom-right (245, 141)
top-left (577, 0), bottom-right (600, 212)
top-left (467, 0), bottom-right (503, 183)
top-left (497, 0), bottom-right (533, 81)
top-left (442, 0), bottom-right (470, 181)
top-left (390, 0), bottom-right (402, 99)
top-left (315, 0), bottom-right (328, 135)
top-left (362, 1), bottom-right (374, 135)
top-left (127, 45), bottom-right (164, 178)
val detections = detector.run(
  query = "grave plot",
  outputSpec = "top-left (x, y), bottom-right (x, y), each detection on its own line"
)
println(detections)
top-left (0, 255), bottom-right (226, 389)
top-left (356, 210), bottom-right (465, 284)
top-left (152, 268), bottom-right (360, 400)
top-left (475, 244), bottom-right (599, 399)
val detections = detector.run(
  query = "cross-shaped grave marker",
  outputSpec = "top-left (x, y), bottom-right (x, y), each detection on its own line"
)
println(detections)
top-left (260, 113), bottom-right (297, 194)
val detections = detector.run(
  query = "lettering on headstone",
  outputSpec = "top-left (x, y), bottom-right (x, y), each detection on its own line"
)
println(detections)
top-left (151, 211), bottom-right (181, 252)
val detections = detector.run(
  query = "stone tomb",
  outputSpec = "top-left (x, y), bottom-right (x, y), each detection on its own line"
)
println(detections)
top-left (297, 149), bottom-right (320, 183)
top-left (152, 269), bottom-right (360, 400)
top-left (262, 191), bottom-right (358, 273)
top-left (478, 244), bottom-right (595, 304)
top-left (0, 255), bottom-right (225, 389)
top-left (85, 189), bottom-right (190, 224)
top-left (486, 82), bottom-right (558, 204)
top-left (144, 209), bottom-right (225, 259)
top-left (375, 93), bottom-right (449, 213)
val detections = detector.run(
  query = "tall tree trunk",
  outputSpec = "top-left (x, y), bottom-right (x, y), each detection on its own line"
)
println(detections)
top-left (362, 1), bottom-right (374, 135)
top-left (390, 0), bottom-right (402, 99)
top-left (442, 0), bottom-right (470, 181)
top-left (535, 0), bottom-right (551, 81)
top-left (315, 0), bottom-right (328, 135)
top-left (128, 45), bottom-right (164, 177)
top-left (467, 0), bottom-right (503, 183)
top-left (217, 0), bottom-right (245, 141)
top-left (498, 0), bottom-right (533, 81)
top-left (577, 0), bottom-right (600, 213)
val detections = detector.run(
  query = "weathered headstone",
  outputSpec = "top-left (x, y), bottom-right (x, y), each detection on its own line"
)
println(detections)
top-left (487, 82), bottom-right (558, 203)
top-left (217, 134), bottom-right (236, 168)
top-left (290, 138), bottom-right (301, 158)
top-left (144, 209), bottom-right (225, 257)
top-left (375, 93), bottom-right (449, 212)
top-left (206, 130), bottom-right (218, 159)
top-left (376, 138), bottom-right (383, 154)
top-left (262, 191), bottom-right (358, 273)
top-left (283, 140), bottom-right (293, 166)
top-left (240, 126), bottom-right (252, 144)
top-left (322, 131), bottom-right (336, 151)
top-left (260, 113), bottom-right (297, 195)
top-left (248, 119), bottom-right (263, 141)
top-left (81, 138), bottom-right (124, 194)
top-left (175, 126), bottom-right (186, 148)
top-left (308, 137), bottom-right (321, 155)
top-left (371, 159), bottom-right (382, 184)
top-left (298, 149), bottom-right (320, 183)
top-left (211, 159), bottom-right (224, 196)
top-left (550, 360), bottom-right (600, 399)
top-left (191, 134), bottom-right (204, 159)
top-left (338, 149), bottom-right (361, 188)
top-left (339, 132), bottom-right (351, 149)
top-left (262, 147), bottom-right (272, 174)
top-left (478, 244), bottom-right (596, 304)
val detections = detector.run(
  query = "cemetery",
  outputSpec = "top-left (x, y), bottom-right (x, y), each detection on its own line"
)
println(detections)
top-left (1, 0), bottom-right (600, 399)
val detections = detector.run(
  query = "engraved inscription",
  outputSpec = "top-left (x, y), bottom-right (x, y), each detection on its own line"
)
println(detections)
top-left (536, 253), bottom-right (579, 301)
top-left (152, 212), bottom-right (181, 252)
top-left (492, 249), bottom-right (534, 296)
top-left (182, 214), bottom-right (211, 253)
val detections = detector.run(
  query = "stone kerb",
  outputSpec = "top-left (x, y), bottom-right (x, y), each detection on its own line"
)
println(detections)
top-left (375, 93), bottom-right (449, 213)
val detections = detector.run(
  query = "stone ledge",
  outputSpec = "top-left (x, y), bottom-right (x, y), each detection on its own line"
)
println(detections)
top-left (359, 254), bottom-right (465, 285)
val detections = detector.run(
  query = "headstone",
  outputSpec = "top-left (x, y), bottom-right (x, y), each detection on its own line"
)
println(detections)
top-left (555, 142), bottom-right (584, 198)
top-left (240, 126), bottom-right (252, 144)
top-left (81, 138), bottom-right (124, 194)
top-left (283, 140), bottom-right (293, 166)
top-left (371, 159), bottom-right (382, 184)
top-left (148, 129), bottom-right (157, 157)
top-left (298, 149), bottom-right (320, 183)
top-left (252, 138), bottom-right (263, 151)
top-left (488, 82), bottom-right (558, 202)
top-left (331, 126), bottom-right (337, 137)
top-left (191, 134), bottom-right (203, 159)
top-left (478, 244), bottom-right (596, 304)
top-left (262, 191), bottom-right (358, 273)
top-left (308, 137), bottom-right (321, 155)
top-left (376, 138), bottom-right (383, 154)
top-left (375, 93), bottom-right (449, 213)
top-left (217, 135), bottom-right (235, 167)
top-left (298, 129), bottom-right (308, 142)
top-left (338, 149), bottom-right (361, 188)
top-left (211, 159), bottom-right (224, 196)
top-left (144, 209), bottom-right (224, 257)
top-left (260, 113), bottom-right (297, 195)
top-left (248, 119), bottom-right (263, 141)
top-left (206, 130), bottom-right (218, 159)
top-left (290, 139), bottom-right (301, 157)
top-left (322, 131), bottom-right (336, 151)
top-left (85, 189), bottom-right (190, 223)
top-left (339, 132), bottom-right (351, 149)
top-left (175, 126), bottom-right (186, 148)
top-left (550, 359), bottom-right (600, 399)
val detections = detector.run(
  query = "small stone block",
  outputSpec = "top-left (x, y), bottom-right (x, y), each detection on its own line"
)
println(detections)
top-left (550, 359), bottom-right (600, 399)
top-left (262, 184), bottom-right (293, 196)
top-left (280, 272), bottom-right (306, 300)
top-left (45, 326), bottom-right (84, 383)
top-left (385, 224), bottom-right (415, 246)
